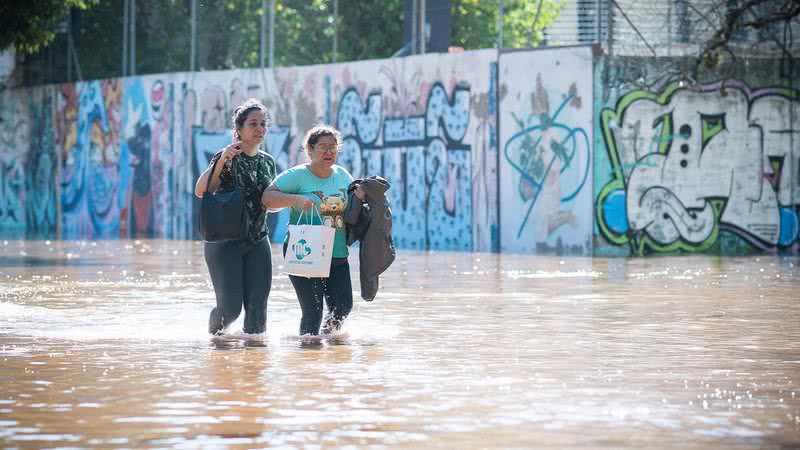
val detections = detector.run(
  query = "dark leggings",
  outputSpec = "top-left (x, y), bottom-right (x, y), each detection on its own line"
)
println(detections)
top-left (204, 237), bottom-right (272, 335)
top-left (288, 258), bottom-right (353, 336)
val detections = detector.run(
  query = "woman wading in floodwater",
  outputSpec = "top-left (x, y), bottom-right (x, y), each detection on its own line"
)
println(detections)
top-left (194, 99), bottom-right (277, 335)
top-left (262, 124), bottom-right (365, 337)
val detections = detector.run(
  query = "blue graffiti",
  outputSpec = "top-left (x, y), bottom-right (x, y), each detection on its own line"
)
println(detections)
top-left (602, 189), bottom-right (628, 235)
top-left (192, 128), bottom-right (231, 179)
top-left (26, 90), bottom-right (57, 233)
top-left (123, 78), bottom-right (153, 235)
top-left (488, 62), bottom-right (499, 252)
top-left (779, 207), bottom-right (798, 247)
top-left (503, 95), bottom-right (590, 239)
top-left (337, 83), bottom-right (472, 251)
top-left (61, 81), bottom-right (117, 236)
top-left (426, 84), bottom-right (470, 141)
top-left (338, 88), bottom-right (381, 144)
top-left (0, 158), bottom-right (24, 229)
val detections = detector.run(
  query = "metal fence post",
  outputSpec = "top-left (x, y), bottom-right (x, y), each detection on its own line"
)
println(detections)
top-left (130, 0), bottom-right (136, 75)
top-left (122, 0), bottom-right (128, 76)
top-left (411, 0), bottom-right (417, 54)
top-left (333, 0), bottom-right (338, 62)
top-left (67, 17), bottom-right (72, 82)
top-left (269, 0), bottom-right (275, 67)
top-left (498, 0), bottom-right (504, 49)
top-left (191, 0), bottom-right (196, 72)
top-left (261, 0), bottom-right (267, 68)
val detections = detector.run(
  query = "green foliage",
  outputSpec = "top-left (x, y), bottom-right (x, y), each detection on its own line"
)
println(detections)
top-left (451, 0), bottom-right (566, 49)
top-left (0, 0), bottom-right (98, 54)
top-left (14, 0), bottom-right (568, 85)
top-left (334, 0), bottom-right (404, 63)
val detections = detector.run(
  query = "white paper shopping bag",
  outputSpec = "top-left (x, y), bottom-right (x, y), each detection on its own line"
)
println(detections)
top-left (284, 208), bottom-right (336, 278)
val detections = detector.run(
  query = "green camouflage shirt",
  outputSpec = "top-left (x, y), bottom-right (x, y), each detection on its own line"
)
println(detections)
top-left (208, 150), bottom-right (277, 242)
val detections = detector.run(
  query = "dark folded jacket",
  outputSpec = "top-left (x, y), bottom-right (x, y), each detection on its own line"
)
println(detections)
top-left (344, 176), bottom-right (396, 301)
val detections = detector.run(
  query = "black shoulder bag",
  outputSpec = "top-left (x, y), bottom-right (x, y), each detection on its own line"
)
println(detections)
top-left (199, 156), bottom-right (249, 242)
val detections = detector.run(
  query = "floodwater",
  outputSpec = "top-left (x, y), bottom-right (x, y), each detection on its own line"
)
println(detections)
top-left (0, 239), bottom-right (798, 449)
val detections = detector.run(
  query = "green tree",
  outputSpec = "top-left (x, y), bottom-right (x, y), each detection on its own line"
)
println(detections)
top-left (0, 0), bottom-right (98, 54)
top-left (334, 0), bottom-right (404, 62)
top-left (14, 0), bottom-right (576, 86)
top-left (451, 0), bottom-right (566, 49)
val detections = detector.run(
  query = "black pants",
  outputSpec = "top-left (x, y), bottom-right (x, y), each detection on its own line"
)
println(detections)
top-left (288, 257), bottom-right (353, 336)
top-left (204, 237), bottom-right (272, 334)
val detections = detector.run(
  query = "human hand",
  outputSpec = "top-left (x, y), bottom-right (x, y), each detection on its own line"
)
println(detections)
top-left (354, 184), bottom-right (366, 202)
top-left (294, 195), bottom-right (315, 210)
top-left (221, 142), bottom-right (243, 160)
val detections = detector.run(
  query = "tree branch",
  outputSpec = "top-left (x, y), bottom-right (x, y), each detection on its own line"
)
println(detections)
top-left (692, 0), bottom-right (800, 77)
top-left (610, 0), bottom-right (657, 56)
top-left (526, 0), bottom-right (546, 47)
top-left (743, 5), bottom-right (793, 59)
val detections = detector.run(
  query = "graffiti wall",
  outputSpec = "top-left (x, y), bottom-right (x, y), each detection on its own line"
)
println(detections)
top-left (180, 50), bottom-right (497, 250)
top-left (0, 50), bottom-right (499, 251)
top-left (325, 51), bottom-right (497, 251)
top-left (3, 49), bottom-right (797, 256)
top-left (499, 47), bottom-right (594, 255)
top-left (0, 86), bottom-right (58, 236)
top-left (594, 57), bottom-right (800, 256)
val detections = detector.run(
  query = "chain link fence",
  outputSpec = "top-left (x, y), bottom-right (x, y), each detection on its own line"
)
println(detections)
top-left (13, 0), bottom-right (800, 87)
top-left (18, 0), bottom-right (345, 86)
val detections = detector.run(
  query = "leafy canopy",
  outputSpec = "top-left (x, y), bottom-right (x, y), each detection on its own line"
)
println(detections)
top-left (0, 0), bottom-right (98, 54)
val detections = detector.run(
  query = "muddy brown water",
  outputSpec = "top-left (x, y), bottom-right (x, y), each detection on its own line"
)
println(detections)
top-left (1, 239), bottom-right (798, 448)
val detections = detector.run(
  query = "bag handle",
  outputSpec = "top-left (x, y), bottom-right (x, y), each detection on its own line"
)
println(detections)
top-left (204, 150), bottom-right (240, 194)
top-left (295, 202), bottom-right (322, 225)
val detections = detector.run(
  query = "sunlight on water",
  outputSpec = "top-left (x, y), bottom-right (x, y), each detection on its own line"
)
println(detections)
top-left (0, 239), bottom-right (799, 448)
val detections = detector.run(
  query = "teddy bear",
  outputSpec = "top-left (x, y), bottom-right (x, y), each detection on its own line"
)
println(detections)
top-left (319, 195), bottom-right (346, 228)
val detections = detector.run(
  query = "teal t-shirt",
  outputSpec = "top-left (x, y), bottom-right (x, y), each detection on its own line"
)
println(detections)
top-left (273, 164), bottom-right (354, 258)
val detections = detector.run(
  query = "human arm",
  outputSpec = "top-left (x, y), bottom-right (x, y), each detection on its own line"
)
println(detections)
top-left (194, 143), bottom-right (242, 198)
top-left (261, 184), bottom-right (316, 211)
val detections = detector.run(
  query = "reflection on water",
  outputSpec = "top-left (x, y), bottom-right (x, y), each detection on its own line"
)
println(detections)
top-left (1, 239), bottom-right (798, 448)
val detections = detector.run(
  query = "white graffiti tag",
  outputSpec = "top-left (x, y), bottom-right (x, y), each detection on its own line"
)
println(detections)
top-left (614, 86), bottom-right (799, 246)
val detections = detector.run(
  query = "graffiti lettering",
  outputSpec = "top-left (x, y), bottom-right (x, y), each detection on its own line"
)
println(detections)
top-left (597, 81), bottom-right (800, 254)
top-left (337, 83), bottom-right (472, 250)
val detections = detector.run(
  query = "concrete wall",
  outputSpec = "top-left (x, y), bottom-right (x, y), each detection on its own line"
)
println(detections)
top-left (499, 46), bottom-right (594, 255)
top-left (593, 56), bottom-right (799, 256)
top-left (1, 48), bottom-right (797, 256)
top-left (0, 50), bottom-right (499, 251)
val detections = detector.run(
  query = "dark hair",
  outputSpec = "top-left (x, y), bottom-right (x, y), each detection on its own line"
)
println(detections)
top-left (303, 124), bottom-right (342, 154)
top-left (232, 98), bottom-right (270, 141)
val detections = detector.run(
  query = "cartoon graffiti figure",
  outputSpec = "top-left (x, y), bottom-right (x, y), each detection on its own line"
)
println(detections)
top-left (122, 79), bottom-right (153, 235)
top-left (102, 79), bottom-right (123, 166)
top-left (60, 81), bottom-right (120, 236)
top-left (128, 121), bottom-right (152, 234)
top-left (597, 81), bottom-right (800, 253)
top-left (503, 76), bottom-right (590, 241)
top-left (56, 85), bottom-right (79, 161)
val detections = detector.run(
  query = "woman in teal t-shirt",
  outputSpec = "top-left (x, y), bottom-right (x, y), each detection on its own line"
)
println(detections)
top-left (262, 124), bottom-right (365, 336)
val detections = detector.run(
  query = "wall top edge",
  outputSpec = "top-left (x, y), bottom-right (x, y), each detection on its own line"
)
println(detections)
top-left (9, 47), bottom-right (501, 91)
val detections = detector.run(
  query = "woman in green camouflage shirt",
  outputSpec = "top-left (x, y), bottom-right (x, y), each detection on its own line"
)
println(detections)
top-left (194, 98), bottom-right (277, 335)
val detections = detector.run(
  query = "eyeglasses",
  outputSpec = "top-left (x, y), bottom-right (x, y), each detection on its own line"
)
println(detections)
top-left (313, 145), bottom-right (338, 154)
